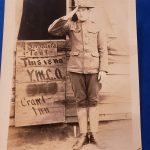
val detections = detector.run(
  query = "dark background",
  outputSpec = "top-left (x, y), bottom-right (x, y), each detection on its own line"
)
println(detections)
top-left (136, 0), bottom-right (150, 149)
top-left (18, 0), bottom-right (66, 40)
top-left (0, 0), bottom-right (150, 149)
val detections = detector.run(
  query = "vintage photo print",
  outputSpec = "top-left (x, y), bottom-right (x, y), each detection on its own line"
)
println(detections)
top-left (0, 0), bottom-right (142, 150)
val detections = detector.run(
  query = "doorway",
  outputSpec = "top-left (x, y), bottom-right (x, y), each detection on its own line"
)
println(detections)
top-left (18, 0), bottom-right (66, 40)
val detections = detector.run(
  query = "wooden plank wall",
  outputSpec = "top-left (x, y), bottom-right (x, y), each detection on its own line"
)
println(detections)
top-left (65, 48), bottom-right (131, 123)
top-left (9, 40), bottom-right (131, 126)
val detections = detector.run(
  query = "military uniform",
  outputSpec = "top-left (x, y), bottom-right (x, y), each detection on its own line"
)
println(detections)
top-left (48, 17), bottom-right (108, 107)
top-left (48, 1), bottom-right (108, 149)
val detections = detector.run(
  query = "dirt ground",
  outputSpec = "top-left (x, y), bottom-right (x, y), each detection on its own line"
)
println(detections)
top-left (7, 120), bottom-right (133, 150)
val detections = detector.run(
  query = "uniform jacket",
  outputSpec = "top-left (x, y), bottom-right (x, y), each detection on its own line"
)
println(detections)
top-left (48, 17), bottom-right (108, 74)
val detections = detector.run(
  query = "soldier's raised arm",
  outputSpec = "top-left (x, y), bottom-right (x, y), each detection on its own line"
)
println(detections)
top-left (48, 7), bottom-right (78, 36)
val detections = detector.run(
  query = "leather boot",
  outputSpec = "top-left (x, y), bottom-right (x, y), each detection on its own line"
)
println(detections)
top-left (89, 132), bottom-right (106, 149)
top-left (72, 133), bottom-right (89, 150)
top-left (89, 132), bottom-right (98, 144)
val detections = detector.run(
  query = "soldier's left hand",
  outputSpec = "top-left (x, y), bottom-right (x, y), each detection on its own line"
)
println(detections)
top-left (98, 71), bottom-right (107, 83)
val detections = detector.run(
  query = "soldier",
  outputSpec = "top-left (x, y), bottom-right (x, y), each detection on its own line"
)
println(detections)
top-left (48, 0), bottom-right (108, 149)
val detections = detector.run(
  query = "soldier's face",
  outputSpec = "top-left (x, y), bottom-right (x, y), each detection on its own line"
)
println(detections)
top-left (76, 7), bottom-right (90, 21)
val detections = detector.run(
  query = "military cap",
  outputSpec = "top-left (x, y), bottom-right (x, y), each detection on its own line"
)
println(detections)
top-left (70, 0), bottom-right (95, 8)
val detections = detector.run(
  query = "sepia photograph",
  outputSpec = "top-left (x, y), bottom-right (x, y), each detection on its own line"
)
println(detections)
top-left (0, 0), bottom-right (141, 150)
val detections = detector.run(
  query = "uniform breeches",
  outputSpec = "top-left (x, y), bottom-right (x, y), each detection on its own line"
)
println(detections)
top-left (69, 72), bottom-right (102, 108)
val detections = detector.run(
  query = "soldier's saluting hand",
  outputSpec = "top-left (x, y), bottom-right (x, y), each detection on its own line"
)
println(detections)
top-left (63, 6), bottom-right (79, 20)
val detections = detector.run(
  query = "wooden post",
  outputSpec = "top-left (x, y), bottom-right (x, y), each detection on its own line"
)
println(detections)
top-left (73, 125), bottom-right (77, 137)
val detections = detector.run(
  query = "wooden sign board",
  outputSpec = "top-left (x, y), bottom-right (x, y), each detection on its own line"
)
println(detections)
top-left (15, 41), bottom-right (66, 127)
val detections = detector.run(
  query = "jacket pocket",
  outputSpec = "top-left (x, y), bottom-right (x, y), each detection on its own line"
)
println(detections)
top-left (87, 28), bottom-right (98, 40)
top-left (91, 52), bottom-right (99, 58)
top-left (87, 28), bottom-right (98, 34)
top-left (70, 51), bottom-right (80, 56)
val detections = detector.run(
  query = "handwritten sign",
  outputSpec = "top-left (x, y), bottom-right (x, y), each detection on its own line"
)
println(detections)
top-left (15, 41), bottom-right (66, 127)
top-left (16, 67), bottom-right (66, 83)
top-left (16, 41), bottom-right (57, 57)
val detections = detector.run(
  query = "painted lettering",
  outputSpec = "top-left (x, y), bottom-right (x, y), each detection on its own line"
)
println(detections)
top-left (37, 60), bottom-right (42, 65)
top-left (38, 107), bottom-right (50, 115)
top-left (32, 107), bottom-right (38, 116)
top-left (20, 96), bottom-right (46, 107)
top-left (55, 68), bottom-right (63, 79)
top-left (32, 107), bottom-right (50, 116)
top-left (28, 60), bottom-right (36, 66)
top-left (21, 58), bottom-right (28, 67)
top-left (21, 57), bottom-right (64, 67)
top-left (46, 69), bottom-right (51, 80)
top-left (27, 69), bottom-right (34, 82)
top-left (28, 48), bottom-right (35, 56)
top-left (48, 59), bottom-right (52, 65)
top-left (53, 59), bottom-right (63, 64)
top-left (35, 70), bottom-right (45, 81)
top-left (21, 98), bottom-right (27, 107)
